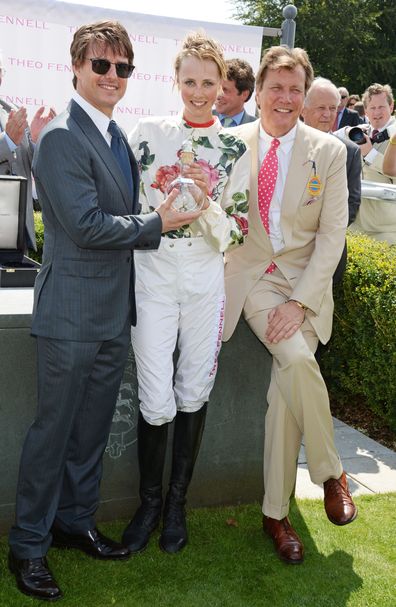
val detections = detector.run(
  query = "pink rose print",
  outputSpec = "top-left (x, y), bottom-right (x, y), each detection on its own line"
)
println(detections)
top-left (151, 164), bottom-right (180, 193)
top-left (195, 159), bottom-right (220, 196)
top-left (232, 214), bottom-right (248, 236)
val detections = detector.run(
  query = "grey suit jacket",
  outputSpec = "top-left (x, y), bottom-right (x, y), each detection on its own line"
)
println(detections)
top-left (240, 110), bottom-right (257, 125)
top-left (0, 99), bottom-right (36, 249)
top-left (332, 137), bottom-right (361, 284)
top-left (31, 99), bottom-right (162, 341)
top-left (340, 138), bottom-right (362, 225)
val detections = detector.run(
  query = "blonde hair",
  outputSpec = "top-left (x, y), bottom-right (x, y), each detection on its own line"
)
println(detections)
top-left (256, 45), bottom-right (314, 93)
top-left (174, 32), bottom-right (227, 83)
top-left (362, 83), bottom-right (394, 108)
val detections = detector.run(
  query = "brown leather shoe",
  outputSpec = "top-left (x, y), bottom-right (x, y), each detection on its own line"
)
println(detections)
top-left (324, 471), bottom-right (358, 526)
top-left (263, 516), bottom-right (304, 564)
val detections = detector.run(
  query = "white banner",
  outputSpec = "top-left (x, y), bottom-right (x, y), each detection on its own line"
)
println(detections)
top-left (0, 0), bottom-right (263, 131)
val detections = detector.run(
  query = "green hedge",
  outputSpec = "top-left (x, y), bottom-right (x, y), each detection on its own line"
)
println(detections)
top-left (30, 215), bottom-right (395, 429)
top-left (28, 211), bottom-right (44, 263)
top-left (321, 232), bottom-right (396, 430)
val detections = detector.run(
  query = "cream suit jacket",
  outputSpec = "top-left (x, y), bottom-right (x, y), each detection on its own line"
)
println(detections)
top-left (223, 120), bottom-right (348, 344)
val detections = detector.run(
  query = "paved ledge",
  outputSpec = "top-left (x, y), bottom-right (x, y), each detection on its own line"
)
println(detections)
top-left (296, 418), bottom-right (396, 499)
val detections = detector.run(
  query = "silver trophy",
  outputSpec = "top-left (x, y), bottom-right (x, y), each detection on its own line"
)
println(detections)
top-left (167, 139), bottom-right (204, 212)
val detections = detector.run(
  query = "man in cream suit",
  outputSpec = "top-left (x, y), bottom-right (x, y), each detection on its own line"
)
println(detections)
top-left (223, 46), bottom-right (357, 564)
top-left (0, 52), bottom-right (55, 250)
top-left (348, 83), bottom-right (396, 243)
top-left (8, 21), bottom-right (200, 601)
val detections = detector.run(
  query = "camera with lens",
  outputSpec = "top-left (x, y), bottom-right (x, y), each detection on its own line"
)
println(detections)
top-left (348, 126), bottom-right (390, 146)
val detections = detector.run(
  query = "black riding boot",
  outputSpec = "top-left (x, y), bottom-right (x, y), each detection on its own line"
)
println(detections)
top-left (122, 412), bottom-right (168, 553)
top-left (159, 404), bottom-right (207, 554)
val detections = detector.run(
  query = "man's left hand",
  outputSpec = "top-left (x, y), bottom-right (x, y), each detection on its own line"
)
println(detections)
top-left (265, 301), bottom-right (305, 344)
top-left (30, 106), bottom-right (56, 143)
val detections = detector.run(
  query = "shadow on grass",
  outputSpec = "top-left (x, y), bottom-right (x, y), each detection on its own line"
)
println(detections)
top-left (0, 499), bottom-right (364, 607)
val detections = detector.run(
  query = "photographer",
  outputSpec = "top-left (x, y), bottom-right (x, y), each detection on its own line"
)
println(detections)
top-left (349, 83), bottom-right (396, 244)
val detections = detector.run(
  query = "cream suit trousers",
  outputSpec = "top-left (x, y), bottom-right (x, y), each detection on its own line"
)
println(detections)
top-left (244, 268), bottom-right (343, 520)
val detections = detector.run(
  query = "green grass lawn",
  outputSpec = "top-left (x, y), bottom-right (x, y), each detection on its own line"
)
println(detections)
top-left (1, 494), bottom-right (395, 607)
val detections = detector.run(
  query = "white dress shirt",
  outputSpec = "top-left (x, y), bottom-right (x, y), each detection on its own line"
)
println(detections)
top-left (258, 124), bottom-right (297, 252)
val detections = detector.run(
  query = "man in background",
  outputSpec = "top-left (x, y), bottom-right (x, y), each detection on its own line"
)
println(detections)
top-left (334, 86), bottom-right (360, 130)
top-left (349, 83), bottom-right (396, 243)
top-left (302, 77), bottom-right (361, 284)
top-left (0, 51), bottom-right (55, 250)
top-left (214, 58), bottom-right (256, 127)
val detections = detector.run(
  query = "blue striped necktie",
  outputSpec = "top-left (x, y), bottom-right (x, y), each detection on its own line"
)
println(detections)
top-left (108, 120), bottom-right (133, 194)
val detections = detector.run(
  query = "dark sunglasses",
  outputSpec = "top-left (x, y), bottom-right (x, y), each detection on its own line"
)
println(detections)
top-left (88, 58), bottom-right (135, 78)
top-left (341, 95), bottom-right (348, 99)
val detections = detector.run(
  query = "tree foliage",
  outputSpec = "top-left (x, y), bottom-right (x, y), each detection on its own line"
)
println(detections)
top-left (230, 0), bottom-right (396, 95)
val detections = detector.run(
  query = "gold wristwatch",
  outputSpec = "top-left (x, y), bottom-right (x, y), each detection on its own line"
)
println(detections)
top-left (289, 299), bottom-right (308, 311)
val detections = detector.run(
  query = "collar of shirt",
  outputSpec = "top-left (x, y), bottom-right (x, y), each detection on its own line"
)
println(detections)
top-left (218, 109), bottom-right (245, 126)
top-left (258, 123), bottom-right (297, 163)
top-left (369, 116), bottom-right (395, 134)
top-left (72, 91), bottom-right (112, 146)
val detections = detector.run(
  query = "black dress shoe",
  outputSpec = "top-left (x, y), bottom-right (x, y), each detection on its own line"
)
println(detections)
top-left (51, 526), bottom-right (130, 560)
top-left (8, 551), bottom-right (62, 601)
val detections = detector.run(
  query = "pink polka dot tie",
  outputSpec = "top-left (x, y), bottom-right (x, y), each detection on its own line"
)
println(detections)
top-left (258, 138), bottom-right (280, 273)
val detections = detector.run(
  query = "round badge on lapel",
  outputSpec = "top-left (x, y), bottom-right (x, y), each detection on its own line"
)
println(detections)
top-left (308, 176), bottom-right (321, 197)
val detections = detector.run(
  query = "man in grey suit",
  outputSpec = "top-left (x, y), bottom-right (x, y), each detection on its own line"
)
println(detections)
top-left (214, 58), bottom-right (257, 126)
top-left (0, 52), bottom-right (55, 250)
top-left (8, 20), bottom-right (201, 601)
top-left (302, 77), bottom-right (362, 284)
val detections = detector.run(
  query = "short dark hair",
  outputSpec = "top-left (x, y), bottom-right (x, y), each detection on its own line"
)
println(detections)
top-left (70, 20), bottom-right (133, 89)
top-left (225, 58), bottom-right (255, 101)
top-left (256, 46), bottom-right (314, 94)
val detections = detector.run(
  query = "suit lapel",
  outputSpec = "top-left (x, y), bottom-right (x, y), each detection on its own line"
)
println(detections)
top-left (68, 100), bottom-right (133, 214)
top-left (281, 122), bottom-right (317, 245)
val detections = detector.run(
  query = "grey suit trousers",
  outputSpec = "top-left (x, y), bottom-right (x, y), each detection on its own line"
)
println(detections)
top-left (9, 318), bottom-right (131, 559)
